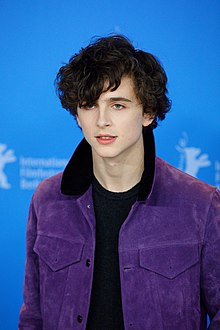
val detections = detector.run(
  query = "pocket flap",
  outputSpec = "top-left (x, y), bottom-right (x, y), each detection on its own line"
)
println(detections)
top-left (139, 244), bottom-right (199, 279)
top-left (34, 235), bottom-right (84, 271)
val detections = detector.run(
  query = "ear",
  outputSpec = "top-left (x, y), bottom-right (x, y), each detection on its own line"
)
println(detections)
top-left (76, 115), bottom-right (82, 128)
top-left (142, 113), bottom-right (154, 127)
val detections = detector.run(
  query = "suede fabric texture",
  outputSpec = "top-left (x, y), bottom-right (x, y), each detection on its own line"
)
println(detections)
top-left (19, 129), bottom-right (220, 330)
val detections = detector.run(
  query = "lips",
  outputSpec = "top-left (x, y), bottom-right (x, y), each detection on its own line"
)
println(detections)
top-left (95, 134), bottom-right (117, 145)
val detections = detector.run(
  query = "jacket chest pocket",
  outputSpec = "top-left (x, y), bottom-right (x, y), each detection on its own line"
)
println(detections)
top-left (138, 244), bottom-right (201, 328)
top-left (139, 243), bottom-right (199, 279)
top-left (33, 235), bottom-right (84, 271)
top-left (121, 243), bottom-right (201, 329)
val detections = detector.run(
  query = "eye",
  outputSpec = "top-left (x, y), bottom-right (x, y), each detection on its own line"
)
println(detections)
top-left (80, 104), bottom-right (96, 110)
top-left (113, 103), bottom-right (125, 110)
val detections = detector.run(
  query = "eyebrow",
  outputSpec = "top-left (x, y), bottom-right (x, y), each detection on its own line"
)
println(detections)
top-left (108, 97), bottom-right (132, 103)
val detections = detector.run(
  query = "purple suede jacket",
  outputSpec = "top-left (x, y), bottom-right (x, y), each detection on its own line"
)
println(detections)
top-left (19, 130), bottom-right (220, 329)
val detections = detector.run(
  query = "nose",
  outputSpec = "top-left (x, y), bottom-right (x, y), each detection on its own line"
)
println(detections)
top-left (96, 107), bottom-right (111, 128)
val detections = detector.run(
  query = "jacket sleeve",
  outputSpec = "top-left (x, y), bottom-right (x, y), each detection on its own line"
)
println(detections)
top-left (18, 197), bottom-right (43, 330)
top-left (201, 188), bottom-right (220, 329)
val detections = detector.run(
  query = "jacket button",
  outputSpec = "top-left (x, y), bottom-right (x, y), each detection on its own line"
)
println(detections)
top-left (86, 259), bottom-right (91, 267)
top-left (77, 315), bottom-right (83, 323)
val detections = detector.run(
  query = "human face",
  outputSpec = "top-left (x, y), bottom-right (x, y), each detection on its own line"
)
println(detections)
top-left (76, 76), bottom-right (153, 163)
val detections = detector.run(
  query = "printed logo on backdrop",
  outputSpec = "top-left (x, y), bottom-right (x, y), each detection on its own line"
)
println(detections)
top-left (176, 132), bottom-right (220, 189)
top-left (176, 132), bottom-right (211, 177)
top-left (0, 142), bottom-right (68, 190)
top-left (0, 144), bottom-right (16, 189)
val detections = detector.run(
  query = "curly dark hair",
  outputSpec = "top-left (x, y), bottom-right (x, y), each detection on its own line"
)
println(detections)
top-left (55, 35), bottom-right (171, 128)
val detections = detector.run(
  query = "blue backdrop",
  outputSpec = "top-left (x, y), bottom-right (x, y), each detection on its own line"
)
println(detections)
top-left (0, 1), bottom-right (219, 328)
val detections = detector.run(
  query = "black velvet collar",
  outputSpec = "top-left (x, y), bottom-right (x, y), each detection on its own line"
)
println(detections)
top-left (61, 126), bottom-right (155, 201)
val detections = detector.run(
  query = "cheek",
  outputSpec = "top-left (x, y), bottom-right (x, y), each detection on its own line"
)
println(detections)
top-left (121, 122), bottom-right (143, 142)
top-left (82, 127), bottom-right (92, 139)
top-left (77, 114), bottom-right (93, 132)
top-left (132, 116), bottom-right (145, 133)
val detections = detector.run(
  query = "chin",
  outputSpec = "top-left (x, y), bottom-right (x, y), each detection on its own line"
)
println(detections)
top-left (93, 148), bottom-right (120, 159)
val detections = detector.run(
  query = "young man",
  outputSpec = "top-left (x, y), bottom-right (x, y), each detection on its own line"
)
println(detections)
top-left (19, 35), bottom-right (220, 329)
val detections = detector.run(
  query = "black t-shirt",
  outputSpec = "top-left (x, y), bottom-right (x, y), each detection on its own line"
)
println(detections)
top-left (86, 178), bottom-right (140, 329)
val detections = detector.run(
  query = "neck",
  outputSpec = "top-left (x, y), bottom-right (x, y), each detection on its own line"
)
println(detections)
top-left (92, 141), bottom-right (145, 193)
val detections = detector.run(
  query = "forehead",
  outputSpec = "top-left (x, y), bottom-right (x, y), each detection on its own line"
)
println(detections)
top-left (101, 76), bottom-right (137, 100)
